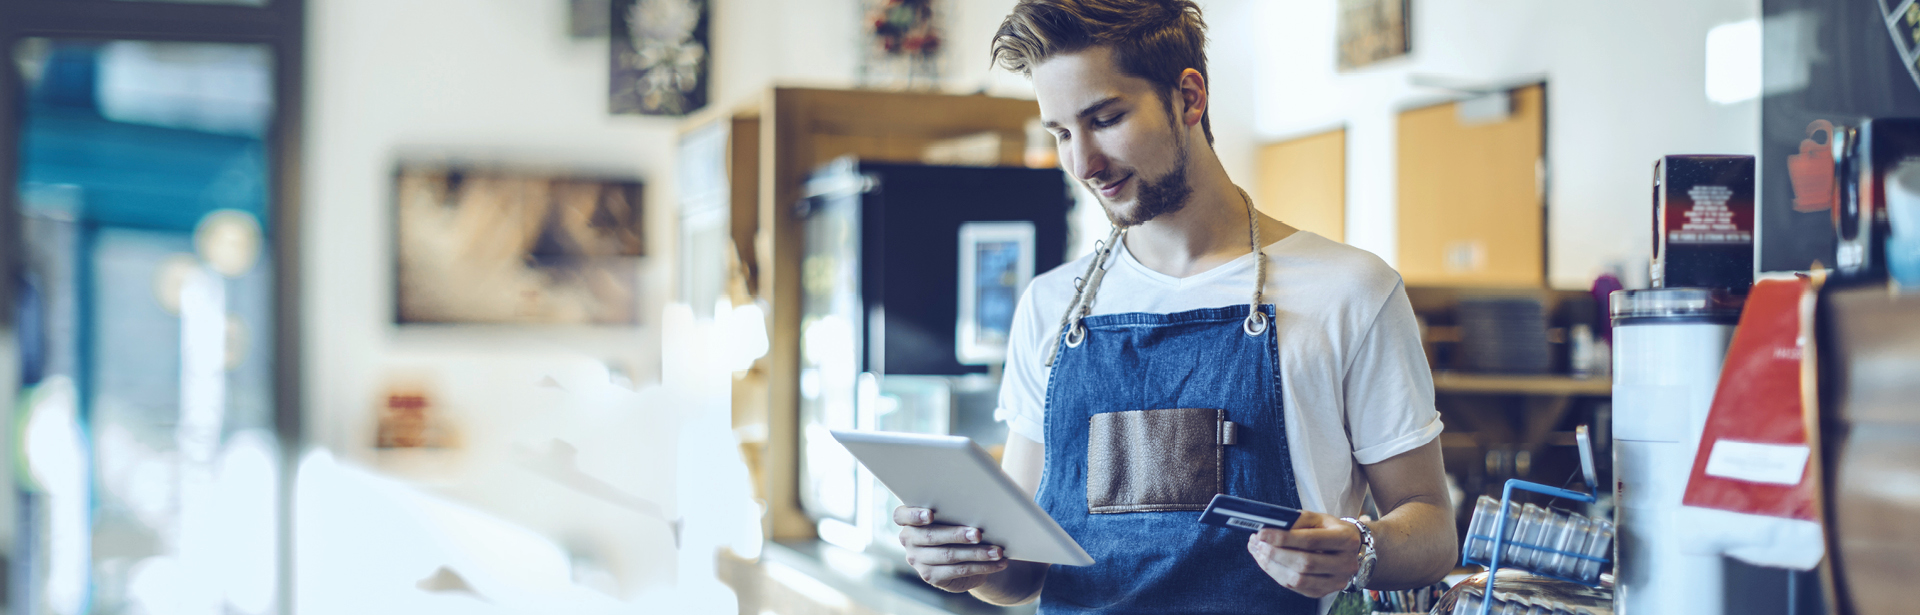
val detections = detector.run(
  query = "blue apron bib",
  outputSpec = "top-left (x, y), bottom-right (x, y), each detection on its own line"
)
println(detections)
top-left (1031, 193), bottom-right (1320, 615)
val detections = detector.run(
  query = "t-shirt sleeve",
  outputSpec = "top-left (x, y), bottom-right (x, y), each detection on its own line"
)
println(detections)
top-left (996, 282), bottom-right (1052, 445)
top-left (1344, 280), bottom-right (1444, 465)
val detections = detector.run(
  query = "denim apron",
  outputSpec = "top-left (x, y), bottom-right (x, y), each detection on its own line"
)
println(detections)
top-left (1032, 190), bottom-right (1319, 614)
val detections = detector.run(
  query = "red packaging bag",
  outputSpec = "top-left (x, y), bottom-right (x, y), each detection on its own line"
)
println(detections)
top-left (1674, 275), bottom-right (1824, 569)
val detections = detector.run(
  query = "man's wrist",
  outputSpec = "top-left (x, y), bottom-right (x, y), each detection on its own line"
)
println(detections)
top-left (968, 560), bottom-right (1046, 605)
top-left (1338, 517), bottom-right (1376, 592)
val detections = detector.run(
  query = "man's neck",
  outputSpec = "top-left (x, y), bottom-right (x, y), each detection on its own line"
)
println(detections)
top-left (1123, 151), bottom-right (1295, 279)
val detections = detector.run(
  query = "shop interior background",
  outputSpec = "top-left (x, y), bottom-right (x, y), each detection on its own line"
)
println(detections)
top-left (0, 0), bottom-right (1853, 613)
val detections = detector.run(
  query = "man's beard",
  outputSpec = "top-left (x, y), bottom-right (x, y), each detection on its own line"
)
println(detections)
top-left (1104, 129), bottom-right (1193, 227)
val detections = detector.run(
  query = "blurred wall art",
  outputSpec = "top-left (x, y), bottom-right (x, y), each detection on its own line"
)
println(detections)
top-left (393, 165), bottom-right (645, 325)
top-left (610, 0), bottom-right (710, 116)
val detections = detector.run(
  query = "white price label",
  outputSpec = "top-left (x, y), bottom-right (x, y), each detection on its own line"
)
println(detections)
top-left (1704, 440), bottom-right (1810, 486)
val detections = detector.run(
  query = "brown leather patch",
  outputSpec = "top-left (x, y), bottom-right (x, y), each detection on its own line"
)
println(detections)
top-left (1087, 408), bottom-right (1227, 513)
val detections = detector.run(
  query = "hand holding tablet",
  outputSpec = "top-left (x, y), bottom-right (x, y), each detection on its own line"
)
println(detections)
top-left (830, 430), bottom-right (1094, 566)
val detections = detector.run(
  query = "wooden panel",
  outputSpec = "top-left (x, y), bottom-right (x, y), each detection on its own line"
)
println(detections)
top-left (1430, 372), bottom-right (1611, 396)
top-left (730, 116), bottom-right (761, 294)
top-left (1397, 85), bottom-right (1545, 287)
top-left (1255, 128), bottom-right (1346, 242)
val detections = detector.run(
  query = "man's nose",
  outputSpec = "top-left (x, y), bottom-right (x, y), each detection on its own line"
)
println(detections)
top-left (1066, 137), bottom-right (1108, 182)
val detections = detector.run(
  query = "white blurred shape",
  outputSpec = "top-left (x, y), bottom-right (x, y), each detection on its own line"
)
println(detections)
top-left (96, 41), bottom-right (273, 137)
top-left (765, 561), bottom-right (849, 611)
top-left (178, 267), bottom-right (226, 464)
top-left (22, 377), bottom-right (87, 615)
top-left (719, 300), bottom-right (770, 371)
top-left (213, 431), bottom-right (279, 614)
top-left (1705, 19), bottom-right (1761, 105)
top-left (730, 499), bottom-right (765, 560)
top-left (127, 556), bottom-right (187, 615)
top-left (294, 449), bottom-right (626, 615)
top-left (175, 266), bottom-right (230, 615)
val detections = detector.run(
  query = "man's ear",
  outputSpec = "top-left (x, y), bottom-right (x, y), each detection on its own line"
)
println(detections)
top-left (1176, 68), bottom-right (1207, 129)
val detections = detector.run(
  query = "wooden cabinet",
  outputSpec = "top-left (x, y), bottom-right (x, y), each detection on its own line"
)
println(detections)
top-left (1255, 127), bottom-right (1346, 242)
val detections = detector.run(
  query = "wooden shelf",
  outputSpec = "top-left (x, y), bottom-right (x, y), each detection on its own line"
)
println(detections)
top-left (1432, 372), bottom-right (1611, 396)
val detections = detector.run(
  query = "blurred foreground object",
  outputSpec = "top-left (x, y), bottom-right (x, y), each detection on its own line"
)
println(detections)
top-left (1438, 568), bottom-right (1613, 615)
top-left (1819, 286), bottom-right (1920, 615)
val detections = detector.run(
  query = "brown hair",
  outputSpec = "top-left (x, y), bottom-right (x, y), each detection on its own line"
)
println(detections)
top-left (991, 0), bottom-right (1212, 144)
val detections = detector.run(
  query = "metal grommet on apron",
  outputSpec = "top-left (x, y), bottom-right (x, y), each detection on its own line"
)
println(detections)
top-left (1032, 188), bottom-right (1315, 614)
top-left (1243, 310), bottom-right (1269, 336)
top-left (1064, 321), bottom-right (1087, 348)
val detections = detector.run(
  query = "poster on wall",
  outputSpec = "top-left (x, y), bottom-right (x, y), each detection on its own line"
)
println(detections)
top-left (1758, 0), bottom-right (1920, 272)
top-left (610, 0), bottom-right (709, 116)
top-left (393, 165), bottom-right (645, 325)
top-left (1337, 0), bottom-right (1410, 71)
top-left (859, 0), bottom-right (945, 89)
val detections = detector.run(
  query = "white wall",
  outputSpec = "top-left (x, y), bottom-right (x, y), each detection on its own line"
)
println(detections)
top-left (304, 0), bottom-right (678, 453)
top-left (300, 0), bottom-right (1057, 462)
top-left (1251, 0), bottom-right (1762, 289)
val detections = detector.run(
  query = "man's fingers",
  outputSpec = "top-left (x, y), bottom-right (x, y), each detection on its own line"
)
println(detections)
top-left (923, 561), bottom-right (1011, 585)
top-left (1255, 526), bottom-right (1358, 553)
top-left (893, 506), bottom-right (933, 526)
top-left (1250, 538), bottom-right (1355, 576)
top-left (914, 545), bottom-right (1004, 566)
top-left (1248, 532), bottom-right (1352, 599)
top-left (901, 524), bottom-right (985, 547)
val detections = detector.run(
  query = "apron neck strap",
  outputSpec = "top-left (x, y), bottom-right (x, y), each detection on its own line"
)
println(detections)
top-left (1239, 188), bottom-right (1270, 336)
top-left (1042, 187), bottom-right (1270, 368)
top-left (1044, 225), bottom-right (1125, 367)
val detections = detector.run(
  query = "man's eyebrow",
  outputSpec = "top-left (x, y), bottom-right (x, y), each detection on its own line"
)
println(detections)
top-left (1040, 96), bottom-right (1123, 129)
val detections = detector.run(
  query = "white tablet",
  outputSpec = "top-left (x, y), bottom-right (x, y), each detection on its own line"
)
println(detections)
top-left (830, 430), bottom-right (1094, 566)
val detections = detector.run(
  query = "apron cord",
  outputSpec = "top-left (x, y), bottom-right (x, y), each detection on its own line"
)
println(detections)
top-left (1241, 187), bottom-right (1270, 335)
top-left (1243, 187), bottom-right (1264, 311)
top-left (1044, 225), bottom-right (1126, 367)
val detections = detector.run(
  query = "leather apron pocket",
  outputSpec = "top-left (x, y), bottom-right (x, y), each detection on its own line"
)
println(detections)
top-left (1086, 408), bottom-right (1240, 513)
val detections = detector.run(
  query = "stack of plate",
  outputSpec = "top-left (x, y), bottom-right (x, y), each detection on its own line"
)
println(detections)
top-left (1457, 297), bottom-right (1550, 374)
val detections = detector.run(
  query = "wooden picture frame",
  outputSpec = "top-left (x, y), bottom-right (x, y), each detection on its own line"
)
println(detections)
top-left (1338, 0), bottom-right (1410, 71)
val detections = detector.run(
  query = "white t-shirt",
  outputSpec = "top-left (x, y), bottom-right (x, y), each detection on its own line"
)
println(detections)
top-left (996, 230), bottom-right (1442, 520)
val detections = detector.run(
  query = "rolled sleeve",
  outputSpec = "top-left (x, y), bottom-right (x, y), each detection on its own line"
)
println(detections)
top-left (1344, 281), bottom-right (1442, 465)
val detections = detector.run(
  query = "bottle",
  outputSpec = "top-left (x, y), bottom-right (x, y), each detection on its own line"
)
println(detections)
top-left (1570, 323), bottom-right (1595, 378)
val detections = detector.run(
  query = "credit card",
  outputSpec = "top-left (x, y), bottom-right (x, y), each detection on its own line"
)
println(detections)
top-left (1198, 493), bottom-right (1303, 532)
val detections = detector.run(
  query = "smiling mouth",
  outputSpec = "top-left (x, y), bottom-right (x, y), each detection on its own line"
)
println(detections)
top-left (1096, 174), bottom-right (1132, 197)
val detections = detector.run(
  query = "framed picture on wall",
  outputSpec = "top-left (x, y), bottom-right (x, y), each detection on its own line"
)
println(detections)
top-left (1337, 0), bottom-right (1410, 71)
top-left (393, 165), bottom-right (645, 325)
top-left (955, 221), bottom-right (1035, 365)
top-left (610, 0), bottom-right (710, 115)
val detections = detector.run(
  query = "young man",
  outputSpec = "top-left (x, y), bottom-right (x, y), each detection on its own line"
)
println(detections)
top-left (895, 1), bottom-right (1457, 612)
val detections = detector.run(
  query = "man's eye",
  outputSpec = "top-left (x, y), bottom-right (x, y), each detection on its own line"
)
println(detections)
top-left (1092, 114), bottom-right (1123, 128)
top-left (1053, 130), bottom-right (1070, 142)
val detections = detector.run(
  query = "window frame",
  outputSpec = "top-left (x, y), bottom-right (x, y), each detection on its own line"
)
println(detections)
top-left (0, 1), bottom-right (304, 612)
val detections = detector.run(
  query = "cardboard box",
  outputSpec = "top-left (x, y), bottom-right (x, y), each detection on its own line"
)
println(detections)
top-left (1654, 155), bottom-right (1756, 292)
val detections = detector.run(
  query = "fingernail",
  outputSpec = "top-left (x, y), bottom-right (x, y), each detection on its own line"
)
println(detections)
top-left (968, 529), bottom-right (980, 543)
top-left (919, 510), bottom-right (930, 523)
top-left (991, 547), bottom-right (1004, 560)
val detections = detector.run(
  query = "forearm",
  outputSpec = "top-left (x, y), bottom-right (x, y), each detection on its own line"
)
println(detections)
top-left (968, 560), bottom-right (1048, 605)
top-left (1363, 494), bottom-right (1458, 590)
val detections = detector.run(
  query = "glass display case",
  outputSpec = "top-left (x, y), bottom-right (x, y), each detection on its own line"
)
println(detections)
top-left (795, 158), bottom-right (1072, 550)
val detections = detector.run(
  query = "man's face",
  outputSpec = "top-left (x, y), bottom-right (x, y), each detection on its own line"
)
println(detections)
top-left (1033, 46), bottom-right (1193, 227)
